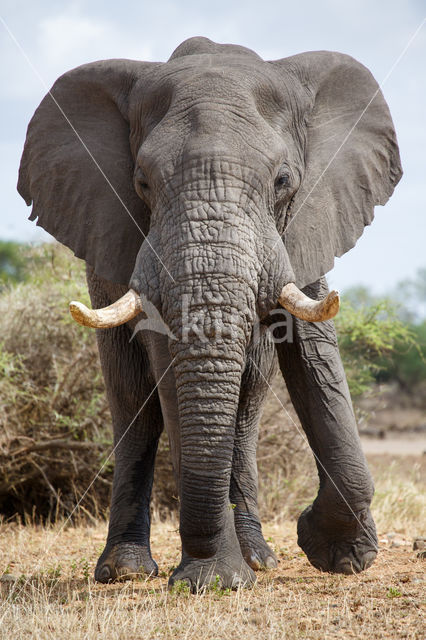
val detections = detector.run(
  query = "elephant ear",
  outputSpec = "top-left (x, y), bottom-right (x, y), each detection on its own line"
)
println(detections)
top-left (271, 51), bottom-right (402, 289)
top-left (18, 59), bottom-right (159, 284)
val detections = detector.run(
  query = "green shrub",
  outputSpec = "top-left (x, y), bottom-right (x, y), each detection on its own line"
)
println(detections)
top-left (0, 244), bottom-right (111, 519)
top-left (335, 300), bottom-right (418, 397)
top-left (0, 240), bottom-right (28, 286)
top-left (375, 321), bottom-right (426, 396)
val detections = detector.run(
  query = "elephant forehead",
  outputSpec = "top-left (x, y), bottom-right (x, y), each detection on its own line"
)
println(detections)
top-left (129, 56), bottom-right (304, 184)
top-left (132, 54), bottom-right (289, 119)
top-left (131, 62), bottom-right (294, 163)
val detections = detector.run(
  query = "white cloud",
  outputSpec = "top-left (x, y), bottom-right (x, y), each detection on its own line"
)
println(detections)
top-left (38, 14), bottom-right (154, 71)
top-left (38, 15), bottom-right (109, 64)
top-left (0, 10), bottom-right (154, 101)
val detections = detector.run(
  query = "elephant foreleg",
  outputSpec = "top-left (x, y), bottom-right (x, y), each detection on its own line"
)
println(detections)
top-left (275, 277), bottom-right (378, 574)
top-left (230, 331), bottom-right (278, 570)
top-left (87, 270), bottom-right (163, 583)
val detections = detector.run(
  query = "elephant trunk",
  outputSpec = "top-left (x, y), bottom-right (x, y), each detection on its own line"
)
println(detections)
top-left (171, 331), bottom-right (246, 558)
top-left (157, 224), bottom-right (256, 555)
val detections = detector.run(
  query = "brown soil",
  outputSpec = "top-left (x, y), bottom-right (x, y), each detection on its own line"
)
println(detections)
top-left (1, 513), bottom-right (424, 639)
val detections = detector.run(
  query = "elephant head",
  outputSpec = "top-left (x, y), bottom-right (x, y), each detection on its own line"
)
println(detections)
top-left (18, 37), bottom-right (401, 559)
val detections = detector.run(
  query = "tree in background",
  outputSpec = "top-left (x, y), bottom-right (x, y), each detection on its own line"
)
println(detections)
top-left (392, 268), bottom-right (426, 323)
top-left (335, 300), bottom-right (418, 397)
top-left (0, 241), bottom-right (27, 287)
top-left (342, 269), bottom-right (426, 399)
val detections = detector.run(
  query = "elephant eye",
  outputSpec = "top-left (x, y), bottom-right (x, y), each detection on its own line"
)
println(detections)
top-left (275, 172), bottom-right (290, 189)
top-left (134, 166), bottom-right (150, 198)
top-left (138, 173), bottom-right (149, 190)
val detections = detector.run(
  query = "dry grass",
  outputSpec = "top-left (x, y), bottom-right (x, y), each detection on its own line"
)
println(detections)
top-left (370, 456), bottom-right (425, 536)
top-left (0, 244), bottom-right (112, 519)
top-left (1, 458), bottom-right (424, 640)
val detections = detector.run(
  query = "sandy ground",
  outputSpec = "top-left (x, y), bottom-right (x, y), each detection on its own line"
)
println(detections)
top-left (0, 514), bottom-right (424, 639)
top-left (361, 435), bottom-right (426, 456)
top-left (0, 441), bottom-right (424, 639)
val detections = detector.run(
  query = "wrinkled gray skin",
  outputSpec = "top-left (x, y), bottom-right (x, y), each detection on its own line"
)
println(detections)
top-left (18, 37), bottom-right (402, 591)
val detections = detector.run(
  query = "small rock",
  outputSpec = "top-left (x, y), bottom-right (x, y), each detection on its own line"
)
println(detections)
top-left (417, 550), bottom-right (426, 560)
top-left (412, 538), bottom-right (425, 551)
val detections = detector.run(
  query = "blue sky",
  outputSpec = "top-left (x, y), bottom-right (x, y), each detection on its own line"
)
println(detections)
top-left (1, 0), bottom-right (425, 294)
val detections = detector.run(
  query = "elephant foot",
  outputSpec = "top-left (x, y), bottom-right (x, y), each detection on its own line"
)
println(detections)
top-left (297, 504), bottom-right (378, 574)
top-left (234, 511), bottom-right (278, 570)
top-left (94, 542), bottom-right (158, 583)
top-left (169, 510), bottom-right (256, 593)
top-left (169, 550), bottom-right (256, 593)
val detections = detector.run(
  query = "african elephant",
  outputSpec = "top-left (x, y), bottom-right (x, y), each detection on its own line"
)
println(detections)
top-left (18, 37), bottom-right (402, 590)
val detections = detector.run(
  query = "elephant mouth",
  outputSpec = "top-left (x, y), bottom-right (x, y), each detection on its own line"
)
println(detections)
top-left (69, 282), bottom-right (339, 329)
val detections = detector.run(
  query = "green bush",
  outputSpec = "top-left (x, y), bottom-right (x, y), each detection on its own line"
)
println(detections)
top-left (335, 299), bottom-right (418, 397)
top-left (0, 244), bottom-right (111, 520)
top-left (375, 321), bottom-right (426, 396)
top-left (0, 240), bottom-right (28, 287)
top-left (341, 278), bottom-right (426, 398)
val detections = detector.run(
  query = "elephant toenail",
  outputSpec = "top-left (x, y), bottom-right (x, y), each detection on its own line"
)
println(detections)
top-left (97, 565), bottom-right (112, 582)
top-left (249, 554), bottom-right (261, 570)
top-left (265, 556), bottom-right (277, 569)
top-left (362, 551), bottom-right (377, 570)
top-left (231, 576), bottom-right (243, 589)
top-left (116, 566), bottom-right (134, 579)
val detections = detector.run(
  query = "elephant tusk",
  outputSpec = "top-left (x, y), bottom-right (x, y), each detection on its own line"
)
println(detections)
top-left (278, 282), bottom-right (340, 322)
top-left (69, 289), bottom-right (143, 328)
